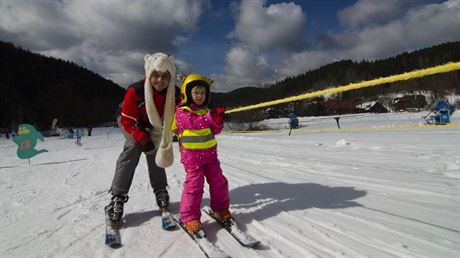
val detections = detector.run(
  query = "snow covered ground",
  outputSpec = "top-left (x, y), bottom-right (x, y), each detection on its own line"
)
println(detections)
top-left (1, 111), bottom-right (459, 258)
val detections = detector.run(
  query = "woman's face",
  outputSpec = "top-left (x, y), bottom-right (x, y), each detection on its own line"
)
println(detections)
top-left (191, 86), bottom-right (207, 106)
top-left (150, 70), bottom-right (170, 91)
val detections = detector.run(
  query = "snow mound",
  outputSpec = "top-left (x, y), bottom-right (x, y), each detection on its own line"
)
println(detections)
top-left (336, 139), bottom-right (352, 146)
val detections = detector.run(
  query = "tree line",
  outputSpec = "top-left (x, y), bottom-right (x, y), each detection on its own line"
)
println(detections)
top-left (211, 41), bottom-right (460, 118)
top-left (1, 41), bottom-right (125, 131)
top-left (1, 41), bottom-right (459, 131)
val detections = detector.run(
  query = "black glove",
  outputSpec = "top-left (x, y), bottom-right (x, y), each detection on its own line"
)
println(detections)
top-left (142, 140), bottom-right (155, 155)
top-left (137, 120), bottom-right (153, 132)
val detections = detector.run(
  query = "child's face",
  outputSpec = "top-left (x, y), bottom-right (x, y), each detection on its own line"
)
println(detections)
top-left (191, 86), bottom-right (207, 106)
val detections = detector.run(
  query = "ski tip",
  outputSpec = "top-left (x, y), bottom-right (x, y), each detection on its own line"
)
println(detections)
top-left (244, 240), bottom-right (261, 248)
top-left (106, 242), bottom-right (122, 249)
top-left (162, 223), bottom-right (178, 231)
top-left (162, 214), bottom-right (179, 230)
top-left (105, 235), bottom-right (122, 248)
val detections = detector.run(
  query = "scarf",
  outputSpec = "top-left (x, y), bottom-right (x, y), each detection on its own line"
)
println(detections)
top-left (144, 53), bottom-right (176, 168)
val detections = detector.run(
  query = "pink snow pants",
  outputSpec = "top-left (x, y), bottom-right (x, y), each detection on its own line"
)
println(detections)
top-left (180, 159), bottom-right (229, 223)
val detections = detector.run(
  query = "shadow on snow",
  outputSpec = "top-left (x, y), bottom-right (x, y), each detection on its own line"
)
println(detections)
top-left (206, 182), bottom-right (366, 230)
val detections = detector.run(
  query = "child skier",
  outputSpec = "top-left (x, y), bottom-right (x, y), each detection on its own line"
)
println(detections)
top-left (173, 73), bottom-right (230, 236)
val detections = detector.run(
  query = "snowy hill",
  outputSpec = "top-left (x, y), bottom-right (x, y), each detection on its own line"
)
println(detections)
top-left (1, 111), bottom-right (459, 257)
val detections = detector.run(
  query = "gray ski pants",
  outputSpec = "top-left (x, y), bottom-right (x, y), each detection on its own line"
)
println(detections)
top-left (110, 125), bottom-right (167, 196)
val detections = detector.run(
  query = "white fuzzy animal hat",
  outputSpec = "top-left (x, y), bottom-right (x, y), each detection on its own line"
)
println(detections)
top-left (144, 53), bottom-right (176, 168)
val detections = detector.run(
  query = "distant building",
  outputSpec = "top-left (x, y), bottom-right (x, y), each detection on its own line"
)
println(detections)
top-left (265, 107), bottom-right (290, 118)
top-left (394, 95), bottom-right (427, 111)
top-left (325, 99), bottom-right (357, 114)
top-left (356, 101), bottom-right (388, 113)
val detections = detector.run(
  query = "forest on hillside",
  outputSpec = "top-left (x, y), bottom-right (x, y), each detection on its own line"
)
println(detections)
top-left (0, 41), bottom-right (125, 131)
top-left (1, 41), bottom-right (459, 131)
top-left (212, 41), bottom-right (460, 117)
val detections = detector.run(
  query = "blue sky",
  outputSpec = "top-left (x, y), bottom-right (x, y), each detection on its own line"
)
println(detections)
top-left (1, 0), bottom-right (458, 92)
top-left (181, 0), bottom-right (356, 75)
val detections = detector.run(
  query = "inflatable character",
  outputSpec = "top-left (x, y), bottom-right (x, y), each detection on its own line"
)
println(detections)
top-left (13, 124), bottom-right (48, 159)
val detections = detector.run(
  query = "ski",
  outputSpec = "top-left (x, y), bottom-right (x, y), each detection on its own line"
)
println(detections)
top-left (105, 210), bottom-right (122, 248)
top-left (173, 216), bottom-right (230, 258)
top-left (202, 207), bottom-right (260, 248)
top-left (161, 208), bottom-right (177, 230)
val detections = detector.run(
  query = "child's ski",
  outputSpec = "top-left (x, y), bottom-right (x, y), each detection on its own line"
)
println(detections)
top-left (173, 216), bottom-right (230, 258)
top-left (160, 208), bottom-right (177, 230)
top-left (202, 207), bottom-right (260, 248)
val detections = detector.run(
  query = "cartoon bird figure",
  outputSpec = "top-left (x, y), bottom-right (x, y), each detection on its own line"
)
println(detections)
top-left (13, 124), bottom-right (48, 159)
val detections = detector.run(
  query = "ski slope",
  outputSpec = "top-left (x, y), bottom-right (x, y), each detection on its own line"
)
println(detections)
top-left (1, 111), bottom-right (459, 258)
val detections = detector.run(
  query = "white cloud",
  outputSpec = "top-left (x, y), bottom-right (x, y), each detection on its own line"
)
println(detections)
top-left (343, 21), bottom-right (406, 60)
top-left (404, 0), bottom-right (460, 46)
top-left (337, 0), bottom-right (409, 28)
top-left (334, 0), bottom-right (460, 60)
top-left (280, 0), bottom-right (459, 83)
top-left (277, 51), bottom-right (337, 78)
top-left (212, 46), bottom-right (274, 92)
top-left (1, 0), bottom-right (458, 93)
top-left (228, 0), bottom-right (307, 51)
top-left (64, 0), bottom-right (204, 51)
top-left (212, 0), bottom-right (309, 92)
top-left (173, 36), bottom-right (191, 47)
top-left (0, 0), bottom-right (206, 87)
top-left (0, 0), bottom-right (83, 50)
top-left (175, 58), bottom-right (194, 76)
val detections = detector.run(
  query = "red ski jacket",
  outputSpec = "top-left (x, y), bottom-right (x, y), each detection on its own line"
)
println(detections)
top-left (119, 79), bottom-right (181, 146)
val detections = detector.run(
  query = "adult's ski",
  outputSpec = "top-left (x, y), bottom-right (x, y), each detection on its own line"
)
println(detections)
top-left (161, 208), bottom-right (177, 230)
top-left (202, 207), bottom-right (260, 248)
top-left (105, 210), bottom-right (122, 248)
top-left (173, 216), bottom-right (230, 258)
top-left (105, 209), bottom-right (176, 248)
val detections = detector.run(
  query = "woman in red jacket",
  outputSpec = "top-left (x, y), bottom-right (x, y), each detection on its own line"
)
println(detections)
top-left (105, 53), bottom-right (181, 225)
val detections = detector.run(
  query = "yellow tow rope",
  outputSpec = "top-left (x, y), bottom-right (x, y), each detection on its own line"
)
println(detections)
top-left (225, 62), bottom-right (460, 114)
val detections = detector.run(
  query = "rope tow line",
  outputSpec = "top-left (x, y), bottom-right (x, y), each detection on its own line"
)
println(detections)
top-left (225, 61), bottom-right (460, 114)
top-left (224, 123), bottom-right (460, 134)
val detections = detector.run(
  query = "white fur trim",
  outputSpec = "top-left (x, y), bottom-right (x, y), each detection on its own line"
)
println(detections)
top-left (143, 53), bottom-right (176, 168)
top-left (155, 142), bottom-right (174, 168)
top-left (150, 127), bottom-right (162, 150)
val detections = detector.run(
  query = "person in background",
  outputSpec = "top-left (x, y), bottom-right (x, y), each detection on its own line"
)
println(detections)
top-left (172, 73), bottom-right (230, 236)
top-left (105, 53), bottom-right (181, 225)
top-left (75, 128), bottom-right (82, 146)
top-left (68, 128), bottom-right (74, 139)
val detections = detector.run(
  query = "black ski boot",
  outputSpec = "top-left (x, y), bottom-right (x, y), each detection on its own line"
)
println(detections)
top-left (154, 189), bottom-right (170, 210)
top-left (155, 189), bottom-right (176, 229)
top-left (105, 194), bottom-right (129, 224)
